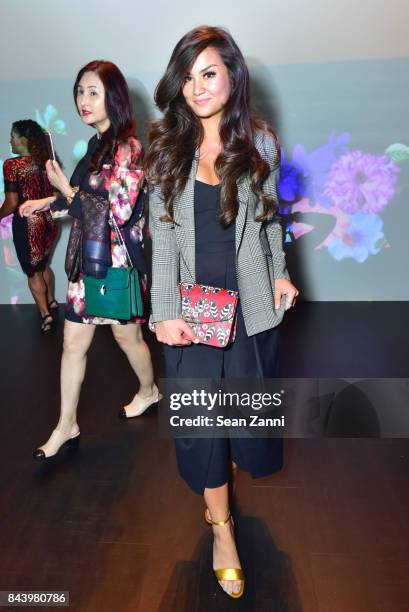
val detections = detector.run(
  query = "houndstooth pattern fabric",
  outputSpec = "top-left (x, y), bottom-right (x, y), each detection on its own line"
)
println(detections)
top-left (149, 130), bottom-right (290, 336)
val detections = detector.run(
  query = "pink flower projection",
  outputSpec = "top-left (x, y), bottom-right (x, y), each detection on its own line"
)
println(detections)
top-left (0, 215), bottom-right (12, 241)
top-left (291, 198), bottom-right (351, 250)
top-left (279, 136), bottom-right (405, 262)
top-left (324, 151), bottom-right (400, 214)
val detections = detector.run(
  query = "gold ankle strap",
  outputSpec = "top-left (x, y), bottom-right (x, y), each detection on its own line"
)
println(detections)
top-left (206, 509), bottom-right (231, 526)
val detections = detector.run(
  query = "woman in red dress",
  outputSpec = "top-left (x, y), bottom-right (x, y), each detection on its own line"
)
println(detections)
top-left (0, 120), bottom-right (59, 331)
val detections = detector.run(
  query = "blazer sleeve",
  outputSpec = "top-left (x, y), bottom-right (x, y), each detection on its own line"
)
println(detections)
top-left (257, 131), bottom-right (290, 281)
top-left (149, 187), bottom-right (182, 322)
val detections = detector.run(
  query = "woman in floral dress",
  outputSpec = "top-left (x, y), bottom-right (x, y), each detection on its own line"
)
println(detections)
top-left (20, 60), bottom-right (159, 459)
top-left (62, 131), bottom-right (147, 325)
top-left (0, 120), bottom-right (59, 331)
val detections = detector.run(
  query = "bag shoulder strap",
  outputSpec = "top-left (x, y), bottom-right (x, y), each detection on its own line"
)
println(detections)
top-left (110, 212), bottom-right (133, 268)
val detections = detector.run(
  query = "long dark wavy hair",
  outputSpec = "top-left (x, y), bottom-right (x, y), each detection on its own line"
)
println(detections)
top-left (145, 25), bottom-right (279, 225)
top-left (12, 120), bottom-right (50, 168)
top-left (73, 60), bottom-right (137, 173)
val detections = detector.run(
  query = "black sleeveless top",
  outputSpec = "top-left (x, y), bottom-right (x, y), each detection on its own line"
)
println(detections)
top-left (194, 179), bottom-right (237, 291)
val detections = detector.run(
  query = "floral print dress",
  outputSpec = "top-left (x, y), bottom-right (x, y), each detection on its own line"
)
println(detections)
top-left (54, 135), bottom-right (146, 325)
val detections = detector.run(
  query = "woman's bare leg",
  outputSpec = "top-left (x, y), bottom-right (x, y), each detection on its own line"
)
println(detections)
top-left (36, 320), bottom-right (96, 455)
top-left (204, 483), bottom-right (243, 596)
top-left (111, 323), bottom-right (158, 416)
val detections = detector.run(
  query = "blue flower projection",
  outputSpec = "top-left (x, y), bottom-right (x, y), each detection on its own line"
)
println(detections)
top-left (279, 132), bottom-right (350, 207)
top-left (277, 149), bottom-right (306, 205)
top-left (73, 140), bottom-right (87, 160)
top-left (278, 132), bottom-right (405, 262)
top-left (328, 212), bottom-right (385, 263)
top-left (35, 104), bottom-right (66, 135)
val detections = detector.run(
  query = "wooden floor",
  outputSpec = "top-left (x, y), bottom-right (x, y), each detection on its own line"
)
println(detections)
top-left (0, 302), bottom-right (408, 612)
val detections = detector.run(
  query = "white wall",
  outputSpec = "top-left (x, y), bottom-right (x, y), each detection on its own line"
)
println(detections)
top-left (1, 0), bottom-right (409, 303)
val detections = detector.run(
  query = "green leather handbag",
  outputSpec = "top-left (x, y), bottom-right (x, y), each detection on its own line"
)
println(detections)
top-left (84, 267), bottom-right (143, 320)
top-left (84, 214), bottom-right (143, 320)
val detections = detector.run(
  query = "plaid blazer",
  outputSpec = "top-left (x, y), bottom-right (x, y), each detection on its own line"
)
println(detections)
top-left (149, 130), bottom-right (290, 336)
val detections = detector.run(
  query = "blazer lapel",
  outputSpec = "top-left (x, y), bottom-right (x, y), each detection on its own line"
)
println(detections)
top-left (174, 151), bottom-right (199, 283)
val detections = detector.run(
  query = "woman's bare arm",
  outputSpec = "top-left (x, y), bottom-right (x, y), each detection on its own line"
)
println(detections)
top-left (0, 192), bottom-right (19, 220)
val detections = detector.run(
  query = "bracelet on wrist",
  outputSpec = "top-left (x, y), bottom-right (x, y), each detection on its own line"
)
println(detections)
top-left (65, 186), bottom-right (79, 204)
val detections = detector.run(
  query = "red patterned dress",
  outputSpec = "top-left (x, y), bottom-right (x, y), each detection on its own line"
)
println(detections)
top-left (3, 156), bottom-right (58, 276)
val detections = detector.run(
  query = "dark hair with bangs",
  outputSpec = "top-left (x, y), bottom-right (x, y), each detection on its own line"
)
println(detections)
top-left (145, 25), bottom-right (279, 224)
top-left (73, 60), bottom-right (137, 173)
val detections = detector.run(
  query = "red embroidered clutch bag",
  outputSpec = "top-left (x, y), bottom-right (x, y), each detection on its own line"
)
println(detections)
top-left (180, 282), bottom-right (239, 348)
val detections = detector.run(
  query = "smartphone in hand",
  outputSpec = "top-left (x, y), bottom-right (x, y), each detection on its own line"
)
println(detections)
top-left (44, 131), bottom-right (56, 161)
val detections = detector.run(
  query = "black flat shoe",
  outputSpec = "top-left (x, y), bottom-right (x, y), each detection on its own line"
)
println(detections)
top-left (33, 430), bottom-right (80, 461)
top-left (118, 388), bottom-right (161, 420)
top-left (118, 402), bottom-right (159, 420)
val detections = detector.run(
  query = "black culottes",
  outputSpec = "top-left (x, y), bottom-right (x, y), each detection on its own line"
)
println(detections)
top-left (163, 306), bottom-right (283, 495)
top-left (163, 181), bottom-right (283, 495)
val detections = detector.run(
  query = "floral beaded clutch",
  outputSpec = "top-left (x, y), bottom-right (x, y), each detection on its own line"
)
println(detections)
top-left (179, 282), bottom-right (239, 348)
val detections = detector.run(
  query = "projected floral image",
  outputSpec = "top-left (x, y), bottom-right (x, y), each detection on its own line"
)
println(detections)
top-left (35, 104), bottom-right (66, 135)
top-left (73, 140), bottom-right (87, 160)
top-left (1, 99), bottom-right (409, 304)
top-left (278, 132), bottom-right (407, 262)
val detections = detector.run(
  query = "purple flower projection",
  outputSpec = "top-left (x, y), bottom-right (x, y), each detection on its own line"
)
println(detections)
top-left (324, 151), bottom-right (400, 214)
top-left (278, 133), bottom-right (405, 262)
top-left (0, 215), bottom-right (12, 241)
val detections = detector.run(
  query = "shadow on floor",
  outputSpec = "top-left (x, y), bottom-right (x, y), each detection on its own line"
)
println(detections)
top-left (157, 514), bottom-right (302, 612)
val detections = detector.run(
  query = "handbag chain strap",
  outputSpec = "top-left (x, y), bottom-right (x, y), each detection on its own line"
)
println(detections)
top-left (110, 212), bottom-right (133, 268)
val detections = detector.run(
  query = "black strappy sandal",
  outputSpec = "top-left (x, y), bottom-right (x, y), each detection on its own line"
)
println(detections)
top-left (48, 299), bottom-right (59, 312)
top-left (41, 313), bottom-right (53, 333)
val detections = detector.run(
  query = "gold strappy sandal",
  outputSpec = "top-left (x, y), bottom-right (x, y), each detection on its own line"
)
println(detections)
top-left (204, 508), bottom-right (245, 599)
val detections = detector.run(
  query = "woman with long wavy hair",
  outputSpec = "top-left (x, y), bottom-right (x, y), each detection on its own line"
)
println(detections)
top-left (0, 120), bottom-right (59, 331)
top-left (146, 26), bottom-right (298, 598)
top-left (20, 60), bottom-right (159, 460)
